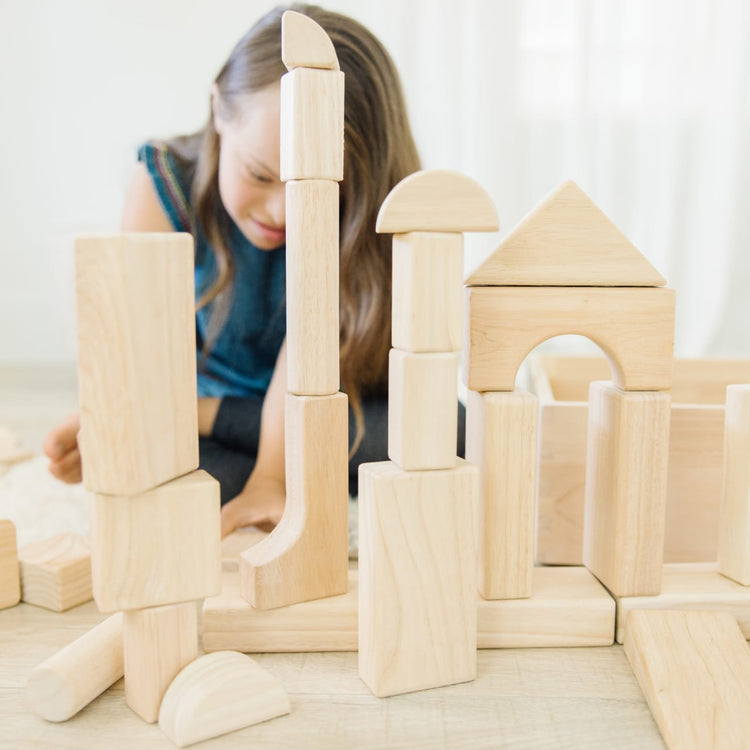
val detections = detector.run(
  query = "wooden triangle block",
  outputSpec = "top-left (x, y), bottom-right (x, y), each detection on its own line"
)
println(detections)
top-left (281, 10), bottom-right (339, 71)
top-left (465, 180), bottom-right (666, 287)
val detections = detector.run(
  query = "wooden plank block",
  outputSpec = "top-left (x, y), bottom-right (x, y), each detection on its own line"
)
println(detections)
top-left (624, 610), bottom-right (750, 750)
top-left (466, 389), bottom-right (537, 599)
top-left (391, 232), bottom-right (463, 352)
top-left (91, 470), bottom-right (221, 613)
top-left (280, 67), bottom-right (344, 181)
top-left (718, 385), bottom-right (750, 585)
top-left (241, 393), bottom-right (348, 610)
top-left (466, 180), bottom-right (666, 287)
top-left (358, 460), bottom-right (477, 697)
top-left (0, 520), bottom-right (20, 610)
top-left (388, 349), bottom-right (459, 471)
top-left (26, 613), bottom-right (123, 722)
top-left (375, 169), bottom-right (498, 234)
top-left (281, 9), bottom-right (339, 71)
top-left (583, 382), bottom-right (671, 596)
top-left (159, 651), bottom-right (290, 747)
top-left (19, 533), bottom-right (91, 612)
top-left (285, 180), bottom-right (339, 395)
top-left (463, 286), bottom-right (675, 393)
top-left (75, 233), bottom-right (198, 496)
top-left (615, 563), bottom-right (750, 644)
top-left (123, 602), bottom-right (198, 724)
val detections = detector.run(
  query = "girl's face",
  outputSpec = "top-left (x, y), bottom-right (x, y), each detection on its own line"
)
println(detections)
top-left (214, 84), bottom-right (285, 250)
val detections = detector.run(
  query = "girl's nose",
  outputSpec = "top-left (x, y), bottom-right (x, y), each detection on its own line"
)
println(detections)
top-left (268, 185), bottom-right (286, 227)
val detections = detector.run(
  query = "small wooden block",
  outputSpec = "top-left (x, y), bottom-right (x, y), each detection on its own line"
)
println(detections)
top-left (392, 232), bottom-right (463, 352)
top-left (75, 233), bottom-right (198, 496)
top-left (624, 610), bottom-right (750, 750)
top-left (286, 180), bottom-right (339, 395)
top-left (0, 520), bottom-right (20, 610)
top-left (0, 426), bottom-right (33, 466)
top-left (583, 382), bottom-right (671, 597)
top-left (358, 460), bottom-right (478, 697)
top-left (388, 349), bottom-right (459, 471)
top-left (463, 286), bottom-right (675, 393)
top-left (124, 602), bottom-right (198, 724)
top-left (280, 68), bottom-right (344, 181)
top-left (281, 9), bottom-right (339, 71)
top-left (26, 612), bottom-right (124, 722)
top-left (718, 385), bottom-right (750, 585)
top-left (91, 470), bottom-right (221, 613)
top-left (19, 533), bottom-right (91, 612)
top-left (375, 170), bottom-right (499, 234)
top-left (241, 393), bottom-right (348, 610)
top-left (467, 390), bottom-right (537, 600)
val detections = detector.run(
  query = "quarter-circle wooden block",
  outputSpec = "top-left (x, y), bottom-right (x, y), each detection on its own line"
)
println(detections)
top-left (281, 10), bottom-right (339, 71)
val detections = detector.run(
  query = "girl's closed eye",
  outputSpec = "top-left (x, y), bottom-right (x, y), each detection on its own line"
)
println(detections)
top-left (246, 166), bottom-right (272, 184)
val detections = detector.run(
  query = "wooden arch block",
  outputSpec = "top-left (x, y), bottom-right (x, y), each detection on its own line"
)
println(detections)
top-left (281, 10), bottom-right (339, 71)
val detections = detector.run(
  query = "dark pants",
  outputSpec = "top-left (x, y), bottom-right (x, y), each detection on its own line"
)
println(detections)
top-left (199, 395), bottom-right (467, 505)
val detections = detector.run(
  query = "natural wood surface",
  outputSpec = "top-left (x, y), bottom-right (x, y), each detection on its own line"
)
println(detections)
top-left (0, 519), bottom-right (20, 610)
top-left (281, 10), bottom-right (339, 71)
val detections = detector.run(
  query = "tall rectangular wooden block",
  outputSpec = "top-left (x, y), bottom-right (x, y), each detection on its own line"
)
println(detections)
top-left (358, 459), bottom-right (477, 697)
top-left (91, 470), bottom-right (221, 613)
top-left (75, 233), bottom-right (198, 496)
top-left (280, 67), bottom-right (344, 181)
top-left (388, 349), bottom-right (459, 470)
top-left (583, 382), bottom-right (671, 597)
top-left (0, 520), bottom-right (20, 610)
top-left (391, 232), bottom-right (463, 352)
top-left (466, 389), bottom-right (538, 600)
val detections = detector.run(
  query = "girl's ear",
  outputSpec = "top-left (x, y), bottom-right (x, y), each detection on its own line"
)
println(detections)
top-left (211, 83), bottom-right (224, 135)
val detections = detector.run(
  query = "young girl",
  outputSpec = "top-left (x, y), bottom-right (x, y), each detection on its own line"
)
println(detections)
top-left (44, 4), bottom-right (465, 536)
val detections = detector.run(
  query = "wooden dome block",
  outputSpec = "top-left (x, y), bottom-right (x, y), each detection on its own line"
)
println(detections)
top-left (281, 10), bottom-right (339, 71)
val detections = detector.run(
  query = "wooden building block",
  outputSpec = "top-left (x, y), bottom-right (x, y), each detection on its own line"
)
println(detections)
top-left (19, 533), bottom-right (91, 612)
top-left (241, 392), bottom-right (348, 610)
top-left (391, 232), bottom-right (464, 352)
top-left (466, 389), bottom-right (537, 599)
top-left (375, 170), bottom-right (499, 234)
top-left (123, 602), bottom-right (198, 724)
top-left (583, 382), bottom-right (671, 597)
top-left (388, 349), bottom-right (459, 471)
top-left (463, 286), bottom-right (675, 393)
top-left (26, 613), bottom-right (123, 722)
top-left (718, 385), bottom-right (750, 585)
top-left (0, 426), bottom-right (33, 469)
top-left (75, 233), bottom-right (198, 496)
top-left (358, 460), bottom-right (477, 697)
top-left (281, 9), bottom-right (339, 71)
top-left (285, 180), bottom-right (339, 395)
top-left (91, 470), bottom-right (221, 613)
top-left (280, 67), bottom-right (344, 181)
top-left (624, 610), bottom-right (750, 750)
top-left (0, 520), bottom-right (20, 610)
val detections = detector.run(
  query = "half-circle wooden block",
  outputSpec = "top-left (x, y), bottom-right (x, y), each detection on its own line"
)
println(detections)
top-left (281, 10), bottom-right (339, 71)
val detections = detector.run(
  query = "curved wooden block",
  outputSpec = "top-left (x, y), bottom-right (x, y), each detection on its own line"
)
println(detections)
top-left (376, 170), bottom-right (499, 234)
top-left (159, 651), bottom-right (290, 747)
top-left (281, 10), bottom-right (339, 71)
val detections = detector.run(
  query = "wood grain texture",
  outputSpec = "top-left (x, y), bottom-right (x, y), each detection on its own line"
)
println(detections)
top-left (388, 349), bottom-right (459, 471)
top-left (0, 519), bottom-right (20, 609)
top-left (75, 233), bottom-right (198, 496)
top-left (123, 602), bottom-right (198, 724)
top-left (583, 382), bottom-right (671, 597)
top-left (358, 460), bottom-right (477, 697)
top-left (91, 470), bottom-right (221, 613)
top-left (718, 385), bottom-right (750, 585)
top-left (463, 286), bottom-right (675, 393)
top-left (285, 180), bottom-right (339, 395)
top-left (19, 532), bottom-right (91, 612)
top-left (624, 610), bottom-right (750, 750)
top-left (281, 9), bottom-right (339, 71)
top-left (391, 232), bottom-right (464, 352)
top-left (466, 389), bottom-right (537, 599)
top-left (241, 393), bottom-right (348, 610)
top-left (280, 67), bottom-right (344, 181)
top-left (466, 180), bottom-right (665, 287)
top-left (26, 612), bottom-right (123, 722)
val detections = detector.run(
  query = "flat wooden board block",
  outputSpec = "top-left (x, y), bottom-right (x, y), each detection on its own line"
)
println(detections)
top-left (376, 170), bottom-right (499, 234)
top-left (463, 286), bottom-right (675, 392)
top-left (91, 470), bottom-right (221, 613)
top-left (391, 232), bottom-right (464, 352)
top-left (281, 9), bottom-right (339, 71)
top-left (624, 610), bottom-right (750, 750)
top-left (280, 68), bottom-right (344, 181)
top-left (0, 520), bottom-right (20, 609)
top-left (466, 180), bottom-right (666, 287)
top-left (19, 532), bottom-right (91, 612)
top-left (75, 233), bottom-right (198, 496)
top-left (285, 180), bottom-right (339, 395)
top-left (358, 460), bottom-right (477, 697)
top-left (241, 393), bottom-right (349, 610)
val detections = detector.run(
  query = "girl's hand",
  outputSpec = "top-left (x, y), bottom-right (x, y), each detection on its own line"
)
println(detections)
top-left (43, 413), bottom-right (83, 484)
top-left (220, 477), bottom-right (286, 538)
